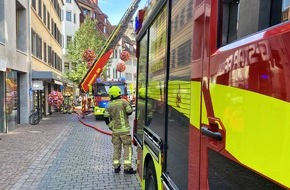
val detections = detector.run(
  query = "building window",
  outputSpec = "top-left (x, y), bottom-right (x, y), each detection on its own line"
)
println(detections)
top-left (38, 0), bottom-right (42, 18)
top-left (71, 62), bottom-right (76, 71)
top-left (43, 42), bottom-right (47, 62)
top-left (52, 50), bottom-right (55, 67)
top-left (32, 0), bottom-right (36, 10)
top-left (48, 46), bottom-right (52, 65)
top-left (177, 40), bottom-right (191, 66)
top-left (37, 35), bottom-right (42, 59)
top-left (133, 59), bottom-right (137, 66)
top-left (187, 0), bottom-right (193, 20)
top-left (64, 62), bottom-right (69, 73)
top-left (74, 13), bottom-right (76, 23)
top-left (113, 69), bottom-right (117, 78)
top-left (16, 1), bottom-right (27, 52)
top-left (171, 49), bottom-right (176, 68)
top-left (66, 35), bottom-right (72, 47)
top-left (31, 30), bottom-right (36, 55)
top-left (82, 8), bottom-right (90, 16)
top-left (219, 0), bottom-right (289, 47)
top-left (174, 14), bottom-right (179, 32)
top-left (47, 12), bottom-right (50, 30)
top-left (180, 8), bottom-right (185, 27)
top-left (0, 0), bottom-right (5, 43)
top-left (66, 11), bottom-right (72, 21)
top-left (66, 0), bottom-right (71, 3)
top-left (125, 73), bottom-right (132, 80)
top-left (43, 4), bottom-right (46, 25)
top-left (61, 10), bottom-right (63, 21)
top-left (32, 30), bottom-right (42, 59)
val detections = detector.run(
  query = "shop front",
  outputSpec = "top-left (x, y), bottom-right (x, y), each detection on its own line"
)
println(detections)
top-left (32, 71), bottom-right (74, 116)
top-left (0, 69), bottom-right (20, 133)
top-left (0, 70), bottom-right (5, 133)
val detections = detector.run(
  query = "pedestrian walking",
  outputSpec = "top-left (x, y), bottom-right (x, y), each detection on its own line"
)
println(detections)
top-left (104, 85), bottom-right (136, 174)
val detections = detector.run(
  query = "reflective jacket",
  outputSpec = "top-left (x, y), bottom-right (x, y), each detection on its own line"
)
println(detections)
top-left (104, 98), bottom-right (133, 133)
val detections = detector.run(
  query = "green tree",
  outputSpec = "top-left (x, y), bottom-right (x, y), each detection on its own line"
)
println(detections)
top-left (66, 17), bottom-right (106, 83)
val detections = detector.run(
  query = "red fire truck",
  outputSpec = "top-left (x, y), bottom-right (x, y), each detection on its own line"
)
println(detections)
top-left (92, 79), bottom-right (129, 120)
top-left (133, 0), bottom-right (290, 189)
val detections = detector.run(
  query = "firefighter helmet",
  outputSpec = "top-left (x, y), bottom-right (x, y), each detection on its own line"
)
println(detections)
top-left (109, 86), bottom-right (121, 98)
top-left (138, 88), bottom-right (146, 98)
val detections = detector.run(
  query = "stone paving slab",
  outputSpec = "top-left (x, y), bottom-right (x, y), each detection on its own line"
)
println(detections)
top-left (0, 112), bottom-right (141, 190)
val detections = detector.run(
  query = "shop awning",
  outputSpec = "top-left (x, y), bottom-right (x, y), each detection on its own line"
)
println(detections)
top-left (32, 71), bottom-right (71, 85)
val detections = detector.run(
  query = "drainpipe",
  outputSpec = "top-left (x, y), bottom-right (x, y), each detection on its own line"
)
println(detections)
top-left (28, 0), bottom-right (33, 121)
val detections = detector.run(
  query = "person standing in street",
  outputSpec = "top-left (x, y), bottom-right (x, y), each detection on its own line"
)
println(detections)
top-left (103, 86), bottom-right (136, 174)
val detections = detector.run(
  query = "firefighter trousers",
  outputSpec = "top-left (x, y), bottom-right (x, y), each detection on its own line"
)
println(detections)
top-left (111, 132), bottom-right (132, 170)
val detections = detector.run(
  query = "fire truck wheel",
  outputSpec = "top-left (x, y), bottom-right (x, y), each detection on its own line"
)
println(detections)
top-left (145, 160), bottom-right (157, 190)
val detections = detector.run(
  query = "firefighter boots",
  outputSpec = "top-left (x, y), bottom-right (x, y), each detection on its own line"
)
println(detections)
top-left (114, 165), bottom-right (121, 173)
top-left (124, 168), bottom-right (136, 174)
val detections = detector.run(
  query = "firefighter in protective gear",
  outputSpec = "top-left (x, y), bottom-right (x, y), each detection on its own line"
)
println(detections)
top-left (137, 88), bottom-right (153, 135)
top-left (103, 86), bottom-right (136, 174)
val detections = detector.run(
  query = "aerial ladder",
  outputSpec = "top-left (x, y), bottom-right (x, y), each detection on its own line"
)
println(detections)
top-left (79, 0), bottom-right (141, 117)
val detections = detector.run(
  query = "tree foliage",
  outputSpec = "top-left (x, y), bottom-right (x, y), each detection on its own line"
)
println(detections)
top-left (66, 17), bottom-right (106, 83)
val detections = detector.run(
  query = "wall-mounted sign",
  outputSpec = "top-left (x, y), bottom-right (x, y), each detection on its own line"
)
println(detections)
top-left (0, 59), bottom-right (7, 71)
top-left (32, 80), bottom-right (44, 90)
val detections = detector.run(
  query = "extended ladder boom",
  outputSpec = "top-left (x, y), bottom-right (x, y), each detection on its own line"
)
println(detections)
top-left (80, 0), bottom-right (141, 92)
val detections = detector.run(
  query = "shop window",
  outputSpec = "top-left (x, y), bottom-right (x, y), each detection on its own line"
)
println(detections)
top-left (6, 70), bottom-right (18, 130)
top-left (219, 0), bottom-right (287, 47)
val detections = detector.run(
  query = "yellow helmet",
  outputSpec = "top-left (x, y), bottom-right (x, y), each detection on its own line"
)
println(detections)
top-left (138, 88), bottom-right (146, 98)
top-left (109, 86), bottom-right (121, 98)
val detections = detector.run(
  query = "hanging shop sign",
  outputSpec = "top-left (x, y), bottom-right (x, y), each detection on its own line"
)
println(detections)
top-left (32, 80), bottom-right (44, 90)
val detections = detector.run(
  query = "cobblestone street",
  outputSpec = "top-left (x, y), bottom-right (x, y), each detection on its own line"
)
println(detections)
top-left (0, 112), bottom-right (141, 190)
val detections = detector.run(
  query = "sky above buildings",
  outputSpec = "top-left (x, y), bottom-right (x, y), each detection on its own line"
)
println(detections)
top-left (98, 0), bottom-right (148, 25)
